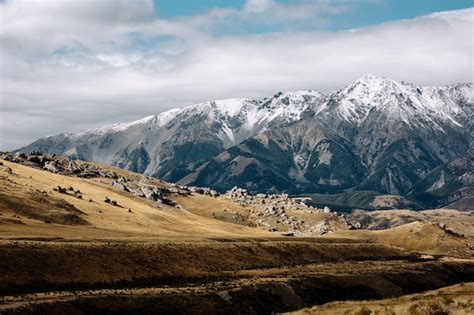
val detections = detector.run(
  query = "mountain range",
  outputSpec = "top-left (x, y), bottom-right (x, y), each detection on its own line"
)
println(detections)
top-left (18, 75), bottom-right (473, 209)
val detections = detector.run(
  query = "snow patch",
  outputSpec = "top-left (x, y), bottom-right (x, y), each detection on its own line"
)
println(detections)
top-left (155, 108), bottom-right (182, 127)
top-left (427, 171), bottom-right (446, 192)
top-left (317, 143), bottom-right (332, 166)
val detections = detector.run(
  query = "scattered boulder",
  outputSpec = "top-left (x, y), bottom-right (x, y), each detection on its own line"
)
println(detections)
top-left (26, 155), bottom-right (43, 165)
top-left (15, 152), bottom-right (27, 159)
top-left (190, 186), bottom-right (204, 194)
top-left (5, 151), bottom-right (119, 179)
top-left (0, 166), bottom-right (13, 174)
top-left (2, 153), bottom-right (13, 161)
top-left (54, 186), bottom-right (67, 194)
top-left (43, 161), bottom-right (60, 173)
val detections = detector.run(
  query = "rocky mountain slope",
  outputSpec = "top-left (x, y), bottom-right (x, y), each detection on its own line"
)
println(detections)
top-left (19, 91), bottom-right (319, 184)
top-left (184, 77), bottom-right (473, 197)
top-left (408, 149), bottom-right (473, 209)
top-left (18, 76), bottom-right (473, 208)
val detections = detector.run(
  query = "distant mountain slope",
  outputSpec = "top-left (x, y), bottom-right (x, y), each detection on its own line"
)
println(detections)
top-left (408, 150), bottom-right (473, 209)
top-left (18, 76), bottom-right (473, 205)
top-left (19, 91), bottom-right (320, 184)
top-left (180, 76), bottom-right (473, 195)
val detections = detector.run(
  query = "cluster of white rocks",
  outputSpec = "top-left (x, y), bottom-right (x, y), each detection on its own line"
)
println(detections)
top-left (2, 152), bottom-right (363, 235)
top-left (224, 186), bottom-right (353, 235)
top-left (3, 152), bottom-right (119, 179)
top-left (112, 177), bottom-right (168, 202)
top-left (226, 186), bottom-right (331, 212)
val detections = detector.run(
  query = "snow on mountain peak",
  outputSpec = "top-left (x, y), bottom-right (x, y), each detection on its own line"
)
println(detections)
top-left (352, 74), bottom-right (400, 91)
top-left (54, 78), bottom-right (472, 145)
top-left (179, 98), bottom-right (257, 122)
top-left (18, 76), bottom-right (473, 186)
top-left (75, 115), bottom-right (157, 137)
top-left (356, 74), bottom-right (388, 83)
top-left (314, 75), bottom-right (472, 128)
top-left (154, 108), bottom-right (182, 127)
top-left (207, 93), bottom-right (319, 148)
top-left (315, 75), bottom-right (397, 124)
top-left (213, 98), bottom-right (255, 116)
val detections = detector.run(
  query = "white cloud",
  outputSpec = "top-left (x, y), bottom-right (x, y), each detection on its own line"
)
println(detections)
top-left (0, 0), bottom-right (472, 150)
top-left (245, 0), bottom-right (274, 13)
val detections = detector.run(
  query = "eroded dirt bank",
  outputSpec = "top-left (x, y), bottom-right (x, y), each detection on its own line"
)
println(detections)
top-left (0, 240), bottom-right (473, 314)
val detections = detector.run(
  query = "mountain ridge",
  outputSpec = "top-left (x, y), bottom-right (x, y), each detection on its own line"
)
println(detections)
top-left (17, 75), bottom-right (473, 208)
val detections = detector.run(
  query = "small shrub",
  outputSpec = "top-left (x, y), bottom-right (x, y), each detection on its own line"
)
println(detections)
top-left (425, 302), bottom-right (450, 315)
top-left (355, 306), bottom-right (372, 315)
top-left (56, 186), bottom-right (67, 194)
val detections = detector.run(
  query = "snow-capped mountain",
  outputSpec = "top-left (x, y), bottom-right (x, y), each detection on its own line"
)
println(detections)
top-left (19, 90), bottom-right (321, 183)
top-left (315, 75), bottom-right (472, 131)
top-left (182, 76), bottom-right (472, 197)
top-left (18, 76), bottom-right (473, 205)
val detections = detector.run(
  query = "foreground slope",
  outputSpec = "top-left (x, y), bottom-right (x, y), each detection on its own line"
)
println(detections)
top-left (0, 157), bottom-right (272, 240)
top-left (286, 282), bottom-right (474, 315)
top-left (0, 154), bottom-right (473, 314)
top-left (1, 153), bottom-right (473, 253)
top-left (0, 152), bottom-right (354, 238)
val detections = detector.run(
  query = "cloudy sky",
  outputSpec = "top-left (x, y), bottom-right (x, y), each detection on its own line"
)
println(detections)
top-left (0, 0), bottom-right (473, 150)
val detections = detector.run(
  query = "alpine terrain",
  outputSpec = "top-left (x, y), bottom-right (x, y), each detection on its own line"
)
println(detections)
top-left (18, 75), bottom-right (473, 209)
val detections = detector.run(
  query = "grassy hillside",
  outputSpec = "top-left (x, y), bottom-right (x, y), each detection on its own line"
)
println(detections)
top-left (0, 159), bottom-right (272, 240)
top-left (0, 155), bottom-right (473, 314)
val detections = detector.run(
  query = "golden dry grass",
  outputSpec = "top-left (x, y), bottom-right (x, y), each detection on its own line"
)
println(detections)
top-left (0, 159), bottom-right (272, 241)
top-left (0, 158), bottom-right (474, 314)
top-left (285, 282), bottom-right (474, 315)
top-left (325, 221), bottom-right (472, 258)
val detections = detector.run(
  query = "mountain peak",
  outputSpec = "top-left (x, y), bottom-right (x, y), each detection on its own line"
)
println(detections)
top-left (16, 75), bottom-right (472, 198)
top-left (354, 74), bottom-right (395, 85)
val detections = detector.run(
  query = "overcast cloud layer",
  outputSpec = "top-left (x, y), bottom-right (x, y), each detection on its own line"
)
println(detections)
top-left (0, 0), bottom-right (473, 150)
